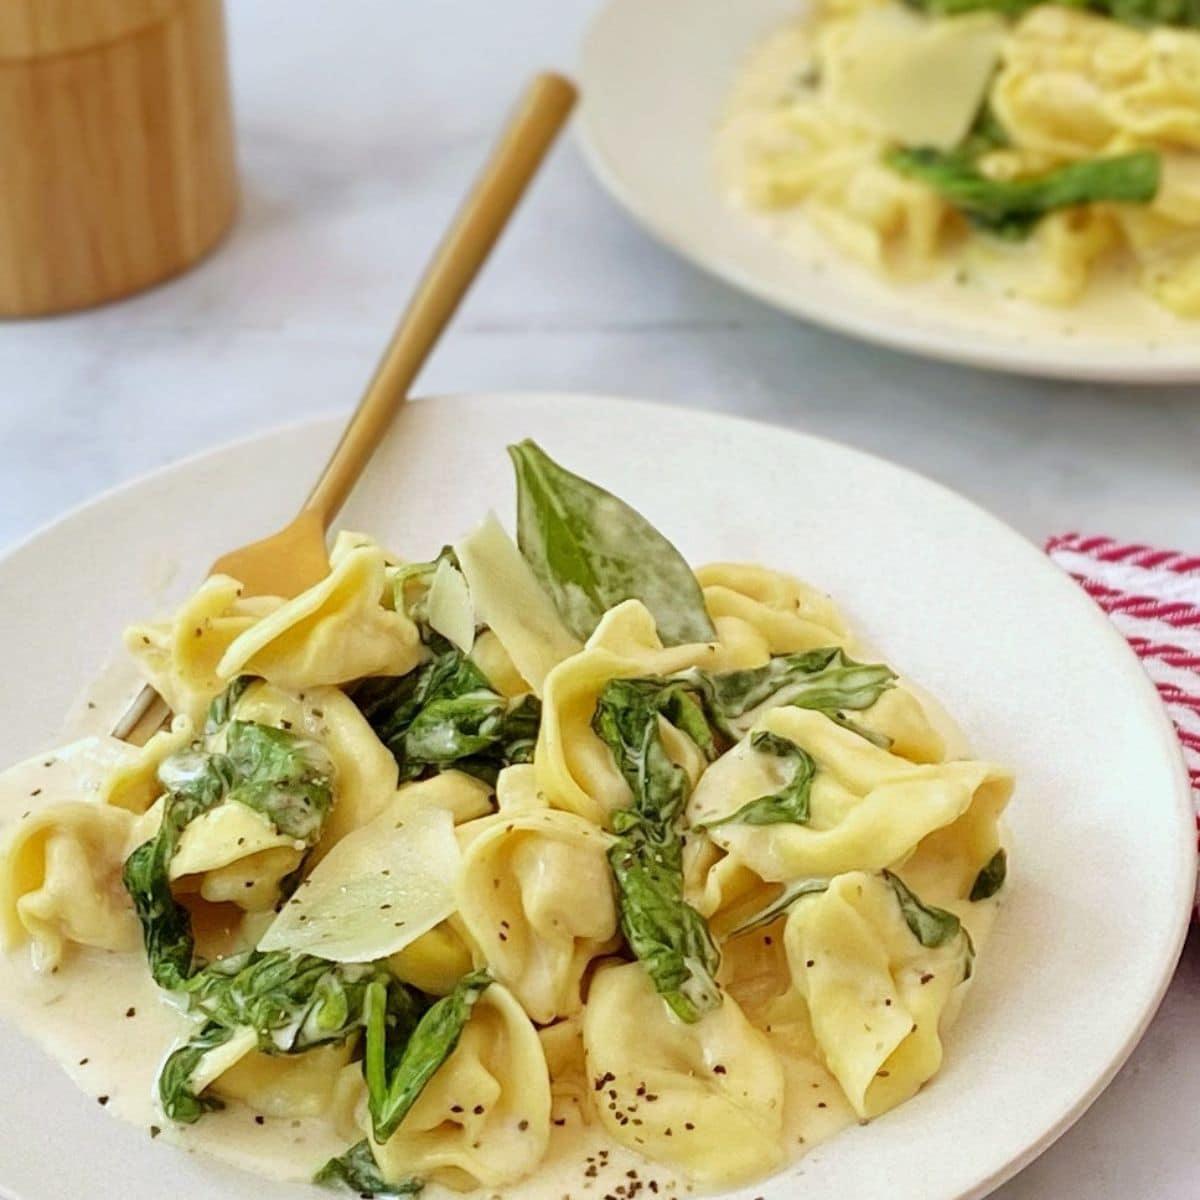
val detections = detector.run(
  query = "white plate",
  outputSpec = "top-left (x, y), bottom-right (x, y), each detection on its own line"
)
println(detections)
top-left (577, 0), bottom-right (1200, 383)
top-left (0, 394), bottom-right (1193, 1200)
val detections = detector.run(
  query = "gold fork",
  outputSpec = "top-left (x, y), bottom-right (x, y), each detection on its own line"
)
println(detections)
top-left (112, 72), bottom-right (578, 745)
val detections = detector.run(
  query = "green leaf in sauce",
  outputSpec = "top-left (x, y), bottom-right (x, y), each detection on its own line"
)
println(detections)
top-left (124, 722), bottom-right (334, 990)
top-left (593, 678), bottom-right (722, 1022)
top-left (887, 147), bottom-right (1160, 240)
top-left (698, 729), bottom-right (817, 829)
top-left (316, 1140), bottom-right (424, 1197)
top-left (366, 969), bottom-right (491, 1143)
top-left (687, 646), bottom-right (897, 742)
top-left (729, 877), bottom-right (833, 937)
top-left (355, 647), bottom-right (540, 786)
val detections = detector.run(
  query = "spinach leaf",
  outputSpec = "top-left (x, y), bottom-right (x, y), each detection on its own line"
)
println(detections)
top-left (160, 953), bottom-right (423, 1125)
top-left (729, 877), bottom-right (833, 937)
top-left (204, 675), bottom-right (256, 735)
top-left (366, 969), bottom-right (491, 1143)
top-left (158, 1021), bottom-right (237, 1124)
top-left (593, 678), bottom-right (722, 1022)
top-left (883, 870), bottom-right (963, 948)
top-left (887, 147), bottom-right (1160, 240)
top-left (123, 751), bottom-right (234, 990)
top-left (699, 729), bottom-right (817, 829)
top-left (907, 0), bottom-right (1200, 25)
top-left (355, 648), bottom-right (539, 785)
top-left (124, 724), bottom-right (334, 990)
top-left (182, 951), bottom-right (417, 1052)
top-left (316, 1140), bottom-right (423, 1197)
top-left (509, 439), bottom-right (716, 647)
top-left (688, 647), bottom-right (896, 741)
top-left (969, 848), bottom-right (1007, 901)
top-left (224, 721), bottom-right (333, 842)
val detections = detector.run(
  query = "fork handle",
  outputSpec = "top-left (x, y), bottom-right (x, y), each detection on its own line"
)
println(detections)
top-left (303, 72), bottom-right (577, 526)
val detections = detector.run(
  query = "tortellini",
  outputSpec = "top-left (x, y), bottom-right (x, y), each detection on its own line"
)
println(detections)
top-left (168, 799), bottom-right (306, 912)
top-left (535, 599), bottom-right (775, 825)
top-left (126, 576), bottom-right (282, 725)
top-left (696, 563), bottom-right (850, 655)
top-left (0, 801), bottom-right (141, 969)
top-left (217, 542), bottom-right (423, 690)
top-left (583, 962), bottom-right (786, 1185)
top-left (213, 1042), bottom-right (356, 1118)
top-left (368, 983), bottom-right (551, 1191)
top-left (782, 871), bottom-right (974, 1118)
top-left (457, 795), bottom-right (619, 1023)
top-left (688, 706), bottom-right (1012, 885)
top-left (100, 716), bottom-right (195, 813)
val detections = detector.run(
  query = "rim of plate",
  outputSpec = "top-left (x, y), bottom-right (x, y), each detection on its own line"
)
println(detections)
top-left (575, 1), bottom-right (1200, 385)
top-left (0, 393), bottom-right (1194, 1200)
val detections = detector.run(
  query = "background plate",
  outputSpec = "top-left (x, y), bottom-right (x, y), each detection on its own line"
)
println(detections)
top-left (0, 394), bottom-right (1193, 1200)
top-left (577, 0), bottom-right (1200, 383)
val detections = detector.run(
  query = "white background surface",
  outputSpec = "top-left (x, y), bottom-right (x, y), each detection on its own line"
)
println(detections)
top-left (0, 1), bottom-right (1197, 1195)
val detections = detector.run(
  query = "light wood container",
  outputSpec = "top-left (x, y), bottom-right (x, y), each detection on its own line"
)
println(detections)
top-left (0, 0), bottom-right (238, 317)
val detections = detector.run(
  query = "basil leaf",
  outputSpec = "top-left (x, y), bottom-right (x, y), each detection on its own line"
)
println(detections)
top-left (969, 848), bottom-right (1007, 902)
top-left (688, 647), bottom-right (896, 741)
top-left (729, 877), bottom-right (832, 937)
top-left (356, 648), bottom-right (540, 785)
top-left (158, 1022), bottom-right (234, 1124)
top-left (699, 730), bottom-right (817, 829)
top-left (367, 970), bottom-right (491, 1143)
top-left (593, 678), bottom-right (721, 1022)
top-left (509, 440), bottom-right (716, 647)
top-left (887, 148), bottom-right (1160, 240)
top-left (883, 870), bottom-right (963, 948)
top-left (316, 1140), bottom-right (423, 1197)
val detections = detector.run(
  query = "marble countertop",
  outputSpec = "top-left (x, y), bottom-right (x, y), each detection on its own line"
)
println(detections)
top-left (1, 1), bottom-right (1197, 1195)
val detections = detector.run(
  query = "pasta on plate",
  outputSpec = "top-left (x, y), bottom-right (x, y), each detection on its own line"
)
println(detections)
top-left (719, 0), bottom-right (1200, 314)
top-left (0, 440), bottom-right (1012, 1199)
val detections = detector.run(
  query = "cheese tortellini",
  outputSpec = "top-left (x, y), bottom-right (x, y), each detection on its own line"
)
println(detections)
top-left (457, 792), bottom-right (619, 1023)
top-left (722, 0), bottom-right (1200, 314)
top-left (687, 706), bottom-right (1012, 885)
top-left (367, 983), bottom-right (551, 1190)
top-left (583, 962), bottom-right (786, 1185)
top-left (0, 800), bottom-right (141, 969)
top-left (783, 871), bottom-right (975, 1118)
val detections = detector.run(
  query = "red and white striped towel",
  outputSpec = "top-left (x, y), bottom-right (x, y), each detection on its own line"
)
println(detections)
top-left (1046, 534), bottom-right (1200, 822)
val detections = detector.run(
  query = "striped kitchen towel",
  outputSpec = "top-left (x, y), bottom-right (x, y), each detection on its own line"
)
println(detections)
top-left (1046, 534), bottom-right (1200, 815)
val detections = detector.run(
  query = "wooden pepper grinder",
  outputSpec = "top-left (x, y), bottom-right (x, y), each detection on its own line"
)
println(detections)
top-left (0, 0), bottom-right (238, 316)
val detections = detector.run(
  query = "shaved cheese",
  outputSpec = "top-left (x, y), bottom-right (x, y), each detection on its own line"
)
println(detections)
top-left (256, 804), bottom-right (460, 962)
top-left (455, 512), bottom-right (581, 697)
top-left (189, 1026), bottom-right (258, 1095)
top-left (427, 558), bottom-right (476, 653)
top-left (171, 803), bottom-right (301, 879)
top-left (827, 7), bottom-right (1005, 151)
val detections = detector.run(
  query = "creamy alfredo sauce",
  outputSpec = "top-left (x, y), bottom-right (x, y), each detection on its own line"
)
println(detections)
top-left (717, 22), bottom-right (1200, 348)
top-left (0, 678), bottom-right (998, 1199)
